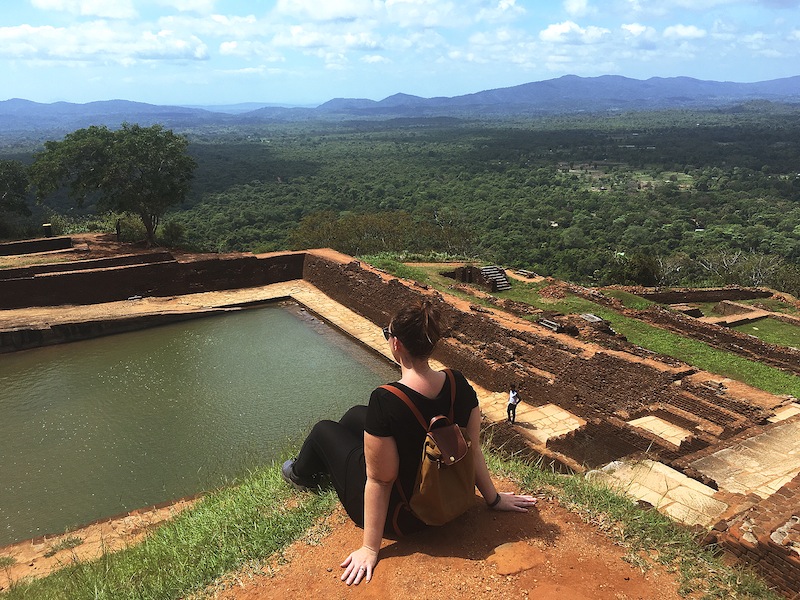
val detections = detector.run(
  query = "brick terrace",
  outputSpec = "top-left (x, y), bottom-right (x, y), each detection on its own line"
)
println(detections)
top-left (0, 242), bottom-right (797, 597)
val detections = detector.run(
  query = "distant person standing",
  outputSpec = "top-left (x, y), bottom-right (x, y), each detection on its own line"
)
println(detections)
top-left (507, 384), bottom-right (521, 424)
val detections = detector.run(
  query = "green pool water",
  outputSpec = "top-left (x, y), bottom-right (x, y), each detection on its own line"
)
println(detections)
top-left (0, 303), bottom-right (398, 546)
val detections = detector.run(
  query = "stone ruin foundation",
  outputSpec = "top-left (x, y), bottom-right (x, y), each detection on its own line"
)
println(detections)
top-left (0, 241), bottom-right (798, 597)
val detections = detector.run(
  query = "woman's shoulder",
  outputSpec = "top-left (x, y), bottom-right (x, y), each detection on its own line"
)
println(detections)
top-left (445, 368), bottom-right (473, 389)
top-left (370, 383), bottom-right (401, 403)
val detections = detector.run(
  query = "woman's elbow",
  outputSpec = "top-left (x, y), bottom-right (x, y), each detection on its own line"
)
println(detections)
top-left (366, 473), bottom-right (396, 489)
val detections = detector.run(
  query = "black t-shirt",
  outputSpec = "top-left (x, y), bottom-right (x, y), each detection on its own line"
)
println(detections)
top-left (365, 369), bottom-right (478, 535)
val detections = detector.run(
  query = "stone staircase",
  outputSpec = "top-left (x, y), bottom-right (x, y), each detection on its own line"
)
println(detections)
top-left (481, 265), bottom-right (512, 291)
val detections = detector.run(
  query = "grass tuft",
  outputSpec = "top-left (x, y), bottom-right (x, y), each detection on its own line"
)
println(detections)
top-left (43, 536), bottom-right (83, 558)
top-left (0, 556), bottom-right (16, 568)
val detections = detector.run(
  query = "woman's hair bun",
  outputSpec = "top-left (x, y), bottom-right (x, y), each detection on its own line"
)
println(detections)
top-left (390, 299), bottom-right (444, 358)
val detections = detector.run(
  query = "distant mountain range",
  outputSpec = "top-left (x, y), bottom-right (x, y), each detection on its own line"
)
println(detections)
top-left (2, 74), bottom-right (800, 135)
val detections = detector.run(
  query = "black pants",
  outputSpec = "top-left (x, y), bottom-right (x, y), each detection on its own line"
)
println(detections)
top-left (507, 403), bottom-right (517, 424)
top-left (293, 405), bottom-right (368, 527)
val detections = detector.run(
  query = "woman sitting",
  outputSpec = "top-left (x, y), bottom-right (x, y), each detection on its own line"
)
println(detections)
top-left (281, 299), bottom-right (537, 585)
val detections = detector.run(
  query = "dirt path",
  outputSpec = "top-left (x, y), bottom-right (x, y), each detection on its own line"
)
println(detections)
top-left (211, 483), bottom-right (690, 600)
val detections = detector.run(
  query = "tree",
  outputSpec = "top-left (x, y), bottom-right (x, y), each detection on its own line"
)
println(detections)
top-left (0, 160), bottom-right (32, 235)
top-left (30, 123), bottom-right (196, 246)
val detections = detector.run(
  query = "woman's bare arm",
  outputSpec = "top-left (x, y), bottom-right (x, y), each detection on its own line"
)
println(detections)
top-left (340, 432), bottom-right (399, 585)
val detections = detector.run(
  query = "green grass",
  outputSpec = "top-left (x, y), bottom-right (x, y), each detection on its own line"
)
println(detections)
top-left (359, 253), bottom-right (435, 283)
top-left (0, 254), bottom-right (76, 270)
top-left (601, 288), bottom-right (656, 310)
top-left (2, 463), bottom-right (337, 600)
top-left (43, 536), bottom-right (83, 558)
top-left (603, 313), bottom-right (800, 396)
top-left (733, 317), bottom-right (800, 349)
top-left (0, 556), bottom-right (16, 568)
top-left (694, 302), bottom-right (721, 316)
top-left (739, 297), bottom-right (800, 317)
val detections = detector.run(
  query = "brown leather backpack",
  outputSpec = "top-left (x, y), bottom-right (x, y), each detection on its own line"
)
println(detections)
top-left (380, 369), bottom-right (476, 526)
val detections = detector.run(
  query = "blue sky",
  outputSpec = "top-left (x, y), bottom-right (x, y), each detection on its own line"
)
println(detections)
top-left (1, 0), bottom-right (799, 106)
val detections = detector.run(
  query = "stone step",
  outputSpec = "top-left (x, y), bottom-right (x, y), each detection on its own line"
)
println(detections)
top-left (689, 419), bottom-right (800, 499)
top-left (587, 459), bottom-right (728, 527)
top-left (480, 266), bottom-right (512, 291)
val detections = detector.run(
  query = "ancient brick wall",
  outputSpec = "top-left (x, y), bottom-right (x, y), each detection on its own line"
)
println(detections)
top-left (0, 236), bottom-right (72, 256)
top-left (301, 254), bottom-right (769, 469)
top-left (716, 470), bottom-right (800, 599)
top-left (0, 252), bottom-right (175, 280)
top-left (0, 253), bottom-right (304, 308)
top-left (442, 266), bottom-right (496, 292)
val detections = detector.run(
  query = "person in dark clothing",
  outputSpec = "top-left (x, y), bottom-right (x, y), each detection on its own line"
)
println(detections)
top-left (282, 300), bottom-right (537, 585)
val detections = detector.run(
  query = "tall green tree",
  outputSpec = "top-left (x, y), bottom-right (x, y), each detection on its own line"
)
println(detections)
top-left (30, 123), bottom-right (196, 245)
top-left (0, 159), bottom-right (32, 236)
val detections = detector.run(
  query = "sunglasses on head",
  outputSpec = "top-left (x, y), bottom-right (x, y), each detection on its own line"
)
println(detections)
top-left (382, 326), bottom-right (393, 340)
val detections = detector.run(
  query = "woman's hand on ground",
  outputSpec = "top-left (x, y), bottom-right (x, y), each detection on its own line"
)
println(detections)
top-left (340, 545), bottom-right (379, 585)
top-left (492, 492), bottom-right (538, 512)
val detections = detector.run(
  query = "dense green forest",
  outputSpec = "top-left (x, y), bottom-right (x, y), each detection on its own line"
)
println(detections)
top-left (3, 106), bottom-right (799, 294)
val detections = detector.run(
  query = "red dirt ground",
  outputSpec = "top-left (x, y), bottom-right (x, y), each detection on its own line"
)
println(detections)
top-left (210, 481), bottom-right (692, 600)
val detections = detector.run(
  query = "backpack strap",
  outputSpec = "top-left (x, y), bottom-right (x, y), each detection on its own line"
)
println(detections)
top-left (378, 368), bottom-right (458, 525)
top-left (379, 384), bottom-right (427, 430)
top-left (444, 368), bottom-right (456, 422)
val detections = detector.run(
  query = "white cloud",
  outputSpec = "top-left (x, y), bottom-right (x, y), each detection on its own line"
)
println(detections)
top-left (675, 0), bottom-right (740, 7)
top-left (632, 0), bottom-right (737, 10)
top-left (476, 0), bottom-right (526, 23)
top-left (320, 50), bottom-right (348, 69)
top-left (790, 29), bottom-right (800, 40)
top-left (219, 40), bottom-right (283, 61)
top-left (384, 0), bottom-right (465, 28)
top-left (361, 54), bottom-right (389, 63)
top-left (710, 18), bottom-right (737, 40)
top-left (272, 25), bottom-right (325, 49)
top-left (272, 24), bottom-right (381, 53)
top-left (622, 23), bottom-right (648, 36)
top-left (461, 28), bottom-right (541, 69)
top-left (217, 66), bottom-right (266, 75)
top-left (563, 0), bottom-right (595, 17)
top-left (621, 22), bottom-right (658, 48)
top-left (30, 0), bottom-right (137, 19)
top-left (618, 0), bottom-right (741, 17)
top-left (740, 31), bottom-right (777, 52)
top-left (157, 0), bottom-right (216, 13)
top-left (663, 24), bottom-right (707, 39)
top-left (384, 29), bottom-right (447, 52)
top-left (540, 21), bottom-right (610, 44)
top-left (0, 21), bottom-right (208, 62)
top-left (447, 49), bottom-right (486, 63)
top-left (274, 0), bottom-right (380, 21)
top-left (158, 14), bottom-right (261, 38)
